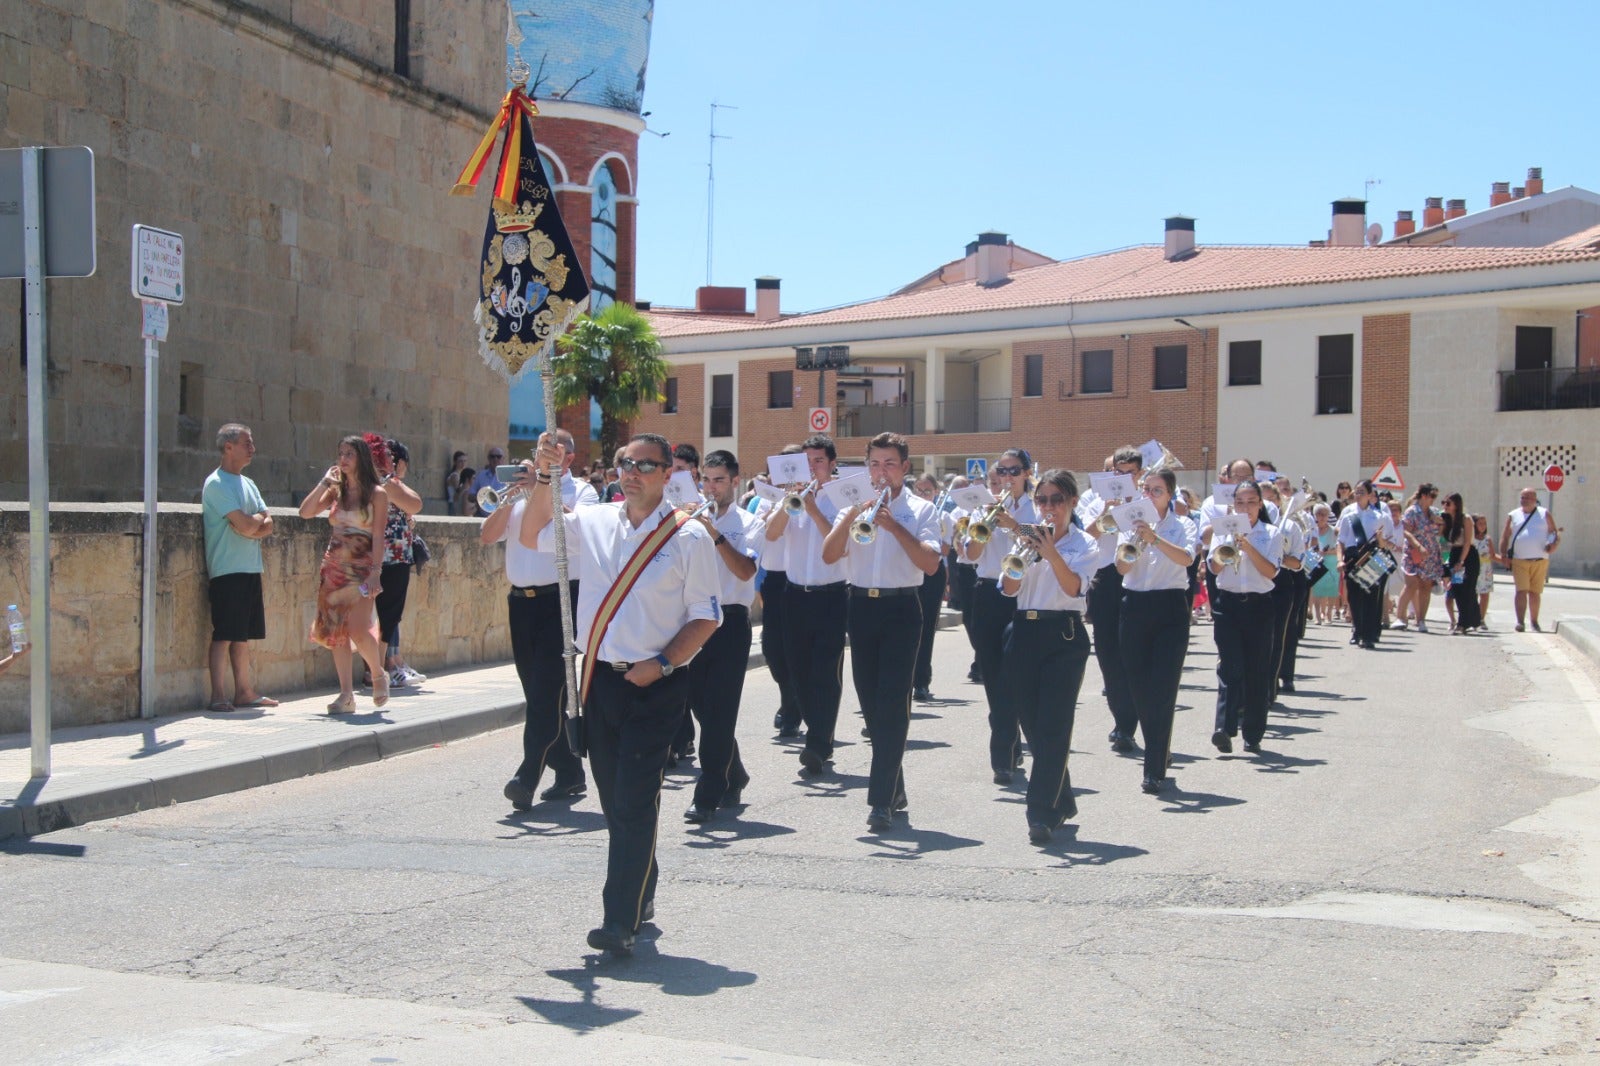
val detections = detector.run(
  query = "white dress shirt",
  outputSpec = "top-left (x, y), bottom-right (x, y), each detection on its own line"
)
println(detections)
top-left (498, 471), bottom-right (598, 586)
top-left (1004, 525), bottom-right (1101, 612)
top-left (1215, 519), bottom-right (1283, 594)
top-left (709, 504), bottom-right (762, 608)
top-left (969, 495), bottom-right (1040, 581)
top-left (834, 487), bottom-right (941, 589)
top-left (778, 490), bottom-right (847, 587)
top-left (1199, 494), bottom-right (1279, 537)
top-left (538, 499), bottom-right (722, 662)
top-left (1120, 510), bottom-right (1198, 591)
top-left (1336, 504), bottom-right (1385, 550)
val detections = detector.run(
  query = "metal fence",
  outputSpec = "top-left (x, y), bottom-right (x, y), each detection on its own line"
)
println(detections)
top-left (1498, 367), bottom-right (1600, 411)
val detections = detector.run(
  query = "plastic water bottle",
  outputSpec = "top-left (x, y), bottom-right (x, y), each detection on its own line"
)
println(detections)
top-left (6, 605), bottom-right (25, 653)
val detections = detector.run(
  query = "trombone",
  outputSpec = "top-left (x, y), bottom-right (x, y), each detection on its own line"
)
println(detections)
top-left (851, 486), bottom-right (893, 544)
top-left (1001, 523), bottom-right (1054, 580)
top-left (967, 490), bottom-right (1013, 544)
top-left (783, 479), bottom-right (817, 515)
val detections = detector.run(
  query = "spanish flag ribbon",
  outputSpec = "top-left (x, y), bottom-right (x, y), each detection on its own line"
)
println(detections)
top-left (450, 85), bottom-right (541, 201)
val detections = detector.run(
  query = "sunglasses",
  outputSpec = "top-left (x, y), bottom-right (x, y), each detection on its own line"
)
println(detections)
top-left (616, 457), bottom-right (664, 475)
top-left (1033, 493), bottom-right (1067, 507)
top-left (995, 465), bottom-right (1025, 477)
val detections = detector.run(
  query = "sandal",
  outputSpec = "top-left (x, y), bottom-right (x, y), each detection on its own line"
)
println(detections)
top-left (373, 671), bottom-right (389, 708)
top-left (327, 695), bottom-right (357, 714)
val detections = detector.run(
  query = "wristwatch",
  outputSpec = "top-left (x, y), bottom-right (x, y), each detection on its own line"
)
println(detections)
top-left (653, 652), bottom-right (676, 677)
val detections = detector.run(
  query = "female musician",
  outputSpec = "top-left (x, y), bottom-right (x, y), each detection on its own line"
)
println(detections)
top-left (999, 470), bottom-right (1101, 844)
top-left (1207, 480), bottom-right (1284, 754)
top-left (963, 448), bottom-right (1037, 783)
top-left (1115, 468), bottom-right (1197, 794)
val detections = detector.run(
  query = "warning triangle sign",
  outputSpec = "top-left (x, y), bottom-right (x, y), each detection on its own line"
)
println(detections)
top-left (1371, 456), bottom-right (1405, 491)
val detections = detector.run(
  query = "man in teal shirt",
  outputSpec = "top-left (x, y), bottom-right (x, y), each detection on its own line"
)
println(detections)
top-left (202, 423), bottom-right (278, 711)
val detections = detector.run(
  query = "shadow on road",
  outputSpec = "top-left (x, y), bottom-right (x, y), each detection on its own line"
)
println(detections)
top-left (796, 771), bottom-right (870, 798)
top-left (1154, 787), bottom-right (1246, 814)
top-left (683, 816), bottom-right (797, 849)
top-left (1041, 826), bottom-right (1149, 866)
top-left (1250, 750), bottom-right (1329, 774)
top-left (854, 825), bottom-right (984, 859)
top-left (497, 807), bottom-right (609, 838)
top-left (525, 949), bottom-right (758, 1028)
top-left (0, 838), bottom-right (87, 858)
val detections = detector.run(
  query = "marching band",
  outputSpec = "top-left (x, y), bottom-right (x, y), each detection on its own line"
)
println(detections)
top-left (499, 429), bottom-right (1452, 955)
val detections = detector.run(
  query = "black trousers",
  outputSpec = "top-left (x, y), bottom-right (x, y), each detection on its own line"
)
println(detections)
top-left (375, 562), bottom-right (411, 645)
top-left (1212, 589), bottom-right (1275, 745)
top-left (1447, 547), bottom-right (1483, 629)
top-left (784, 582), bottom-right (849, 761)
top-left (1344, 546), bottom-right (1383, 645)
top-left (688, 605), bottom-right (751, 808)
top-left (1277, 572), bottom-right (1309, 686)
top-left (760, 570), bottom-right (802, 730)
top-left (584, 666), bottom-right (690, 931)
top-left (913, 561), bottom-right (947, 690)
top-left (1088, 565), bottom-right (1137, 740)
top-left (508, 585), bottom-right (585, 788)
top-left (1004, 612), bottom-right (1090, 825)
top-left (972, 580), bottom-right (1020, 772)
top-left (946, 548), bottom-right (967, 611)
top-left (847, 592), bottom-right (922, 807)
top-left (1119, 589), bottom-right (1191, 782)
top-left (953, 562), bottom-right (980, 671)
top-left (1267, 570), bottom-right (1297, 698)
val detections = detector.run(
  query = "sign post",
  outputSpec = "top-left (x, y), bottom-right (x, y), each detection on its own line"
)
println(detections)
top-left (132, 224), bottom-right (183, 719)
top-left (1543, 463), bottom-right (1565, 514)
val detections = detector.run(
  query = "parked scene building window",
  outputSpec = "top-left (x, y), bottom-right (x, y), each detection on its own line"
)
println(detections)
top-left (1229, 340), bottom-right (1262, 386)
top-left (1080, 349), bottom-right (1113, 394)
top-left (662, 377), bottom-right (678, 414)
top-left (769, 370), bottom-right (794, 409)
top-left (1023, 353), bottom-right (1043, 397)
top-left (1153, 344), bottom-right (1188, 390)
top-left (711, 373), bottom-right (733, 436)
top-left (1317, 334), bottom-right (1354, 414)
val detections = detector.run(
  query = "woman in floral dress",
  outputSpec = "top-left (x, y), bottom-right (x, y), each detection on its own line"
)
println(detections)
top-left (1394, 484), bottom-right (1444, 632)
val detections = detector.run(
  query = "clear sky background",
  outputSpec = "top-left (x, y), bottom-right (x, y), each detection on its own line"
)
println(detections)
top-left (632, 0), bottom-right (1599, 314)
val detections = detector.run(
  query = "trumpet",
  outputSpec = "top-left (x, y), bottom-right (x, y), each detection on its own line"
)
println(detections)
top-left (851, 486), bottom-right (893, 545)
top-left (1116, 539), bottom-right (1142, 566)
top-left (1209, 536), bottom-right (1242, 570)
top-left (783, 479), bottom-right (817, 515)
top-left (1001, 523), bottom-right (1054, 580)
top-left (953, 515), bottom-right (971, 539)
top-left (683, 496), bottom-right (716, 520)
top-left (1091, 509), bottom-right (1120, 536)
top-left (477, 482), bottom-right (522, 515)
top-left (967, 490), bottom-right (1013, 544)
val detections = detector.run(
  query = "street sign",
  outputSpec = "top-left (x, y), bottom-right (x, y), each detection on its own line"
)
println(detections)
top-left (140, 300), bottom-right (169, 341)
top-left (1371, 456), bottom-right (1404, 491)
top-left (0, 145), bottom-right (96, 278)
top-left (132, 224), bottom-right (184, 304)
top-left (808, 406), bottom-right (832, 434)
top-left (967, 457), bottom-right (987, 480)
top-left (1543, 464), bottom-right (1565, 492)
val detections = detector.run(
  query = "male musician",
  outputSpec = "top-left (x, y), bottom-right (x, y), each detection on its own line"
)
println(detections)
top-left (1337, 479), bottom-right (1386, 649)
top-left (763, 444), bottom-right (806, 737)
top-left (684, 450), bottom-right (761, 822)
top-left (823, 432), bottom-right (942, 831)
top-left (1087, 446), bottom-right (1144, 753)
top-left (526, 431), bottom-right (722, 956)
top-left (482, 427), bottom-right (597, 811)
top-left (764, 434), bottom-right (848, 776)
top-left (909, 472), bottom-right (951, 702)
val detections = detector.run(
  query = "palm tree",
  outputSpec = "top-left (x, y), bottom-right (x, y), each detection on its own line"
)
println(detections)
top-left (550, 302), bottom-right (669, 462)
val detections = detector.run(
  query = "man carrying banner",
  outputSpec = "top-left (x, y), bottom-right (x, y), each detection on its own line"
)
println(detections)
top-left (526, 430), bottom-right (722, 957)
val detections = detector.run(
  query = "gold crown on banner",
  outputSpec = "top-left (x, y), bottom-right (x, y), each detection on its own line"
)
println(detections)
top-left (492, 198), bottom-right (544, 233)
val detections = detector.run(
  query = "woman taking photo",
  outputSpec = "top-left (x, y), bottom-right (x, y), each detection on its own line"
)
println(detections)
top-left (1207, 480), bottom-right (1283, 755)
top-left (1115, 468), bottom-right (1197, 795)
top-left (999, 470), bottom-right (1101, 844)
top-left (1394, 484), bottom-right (1444, 631)
top-left (963, 448), bottom-right (1037, 783)
top-left (1441, 492), bottom-right (1483, 633)
top-left (299, 435), bottom-right (390, 713)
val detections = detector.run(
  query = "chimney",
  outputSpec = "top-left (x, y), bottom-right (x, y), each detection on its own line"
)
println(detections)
top-left (1423, 197), bottom-right (1444, 228)
top-left (1394, 210), bottom-right (1416, 238)
top-left (1164, 215), bottom-right (1196, 260)
top-left (754, 276), bottom-right (781, 323)
top-left (1512, 186), bottom-right (1526, 200)
top-left (1526, 167), bottom-right (1544, 196)
top-left (1490, 181), bottom-right (1512, 207)
top-left (694, 285), bottom-right (746, 313)
top-left (975, 231), bottom-right (1009, 286)
top-left (1446, 198), bottom-right (1467, 220)
top-left (1330, 198), bottom-right (1367, 246)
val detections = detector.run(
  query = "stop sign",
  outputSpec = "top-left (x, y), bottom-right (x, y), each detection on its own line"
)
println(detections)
top-left (1543, 464), bottom-right (1565, 492)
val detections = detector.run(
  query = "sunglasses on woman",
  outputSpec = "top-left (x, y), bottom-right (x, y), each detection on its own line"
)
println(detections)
top-left (1033, 493), bottom-right (1067, 507)
top-left (616, 457), bottom-right (664, 474)
top-left (994, 464), bottom-right (1025, 477)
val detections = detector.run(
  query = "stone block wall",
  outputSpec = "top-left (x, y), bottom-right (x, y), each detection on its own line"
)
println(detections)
top-left (0, 502), bottom-right (513, 731)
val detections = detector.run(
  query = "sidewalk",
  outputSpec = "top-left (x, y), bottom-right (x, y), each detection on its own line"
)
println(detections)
top-left (0, 611), bottom-right (963, 839)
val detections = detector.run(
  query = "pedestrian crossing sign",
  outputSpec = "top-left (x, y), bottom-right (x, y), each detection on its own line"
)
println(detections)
top-left (1371, 456), bottom-right (1404, 491)
top-left (967, 458), bottom-right (987, 479)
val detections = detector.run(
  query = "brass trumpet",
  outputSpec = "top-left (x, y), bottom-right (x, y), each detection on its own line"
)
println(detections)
top-left (477, 483), bottom-right (521, 515)
top-left (1209, 536), bottom-right (1241, 570)
top-left (783, 479), bottom-right (817, 515)
top-left (967, 490), bottom-right (1013, 544)
top-left (953, 515), bottom-right (972, 539)
top-left (1116, 539), bottom-right (1142, 566)
top-left (851, 486), bottom-right (893, 545)
top-left (1001, 523), bottom-right (1054, 580)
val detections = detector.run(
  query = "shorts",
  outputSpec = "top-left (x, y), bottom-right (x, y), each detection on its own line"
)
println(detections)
top-left (209, 571), bottom-right (266, 643)
top-left (1511, 557), bottom-right (1548, 595)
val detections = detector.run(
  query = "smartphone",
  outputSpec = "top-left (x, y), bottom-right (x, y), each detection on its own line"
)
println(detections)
top-left (496, 464), bottom-right (527, 483)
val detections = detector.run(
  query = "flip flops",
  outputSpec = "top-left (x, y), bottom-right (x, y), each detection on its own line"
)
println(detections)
top-left (207, 701), bottom-right (234, 713)
top-left (234, 696), bottom-right (280, 708)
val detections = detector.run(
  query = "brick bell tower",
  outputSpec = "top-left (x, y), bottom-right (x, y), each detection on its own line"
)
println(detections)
top-left (505, 1), bottom-right (652, 466)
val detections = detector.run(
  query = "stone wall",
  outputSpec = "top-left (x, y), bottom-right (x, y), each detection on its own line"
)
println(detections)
top-left (0, 502), bottom-right (513, 731)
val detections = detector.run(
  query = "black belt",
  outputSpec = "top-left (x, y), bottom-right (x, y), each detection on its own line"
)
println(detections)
top-left (1015, 608), bottom-right (1081, 621)
top-left (790, 581), bottom-right (846, 593)
top-left (1215, 589), bottom-right (1271, 602)
top-left (722, 604), bottom-right (750, 616)
top-left (509, 582), bottom-right (560, 598)
top-left (850, 585), bottom-right (916, 599)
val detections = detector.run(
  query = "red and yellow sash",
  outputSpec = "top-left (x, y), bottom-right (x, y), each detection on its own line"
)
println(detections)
top-left (579, 508), bottom-right (691, 705)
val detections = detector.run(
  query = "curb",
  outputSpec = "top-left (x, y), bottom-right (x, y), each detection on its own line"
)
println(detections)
top-left (1554, 615), bottom-right (1600, 670)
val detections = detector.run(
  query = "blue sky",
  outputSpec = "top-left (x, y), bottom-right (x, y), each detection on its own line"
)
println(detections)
top-left (632, 0), bottom-right (1599, 313)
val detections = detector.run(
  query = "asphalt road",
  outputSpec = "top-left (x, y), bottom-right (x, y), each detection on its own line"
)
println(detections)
top-left (2, 597), bottom-right (1598, 1065)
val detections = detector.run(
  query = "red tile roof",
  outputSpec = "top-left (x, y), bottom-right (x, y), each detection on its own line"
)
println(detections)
top-left (647, 243), bottom-right (1600, 340)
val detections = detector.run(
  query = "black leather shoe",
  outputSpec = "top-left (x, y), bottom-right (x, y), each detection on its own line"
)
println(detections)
top-left (722, 774), bottom-right (750, 807)
top-left (1243, 740), bottom-right (1262, 754)
top-left (539, 779), bottom-right (587, 802)
top-left (1280, 679), bottom-right (1296, 694)
top-left (640, 900), bottom-right (654, 924)
top-left (799, 748), bottom-right (825, 774)
top-left (1141, 776), bottom-right (1166, 795)
top-left (1109, 731), bottom-right (1134, 753)
top-left (867, 806), bottom-right (893, 831)
top-left (503, 778), bottom-right (535, 811)
top-left (1028, 821), bottom-right (1052, 845)
top-left (861, 726), bottom-right (871, 737)
top-left (777, 723), bottom-right (801, 738)
top-left (892, 790), bottom-right (908, 813)
top-left (993, 769), bottom-right (1012, 785)
top-left (683, 803), bottom-right (716, 823)
top-left (1211, 730), bottom-right (1233, 754)
top-left (913, 687), bottom-right (933, 702)
top-left (586, 922), bottom-right (634, 956)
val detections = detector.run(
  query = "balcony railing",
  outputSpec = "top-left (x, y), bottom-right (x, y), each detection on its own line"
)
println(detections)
top-left (834, 397), bottom-right (1013, 437)
top-left (1498, 367), bottom-right (1600, 411)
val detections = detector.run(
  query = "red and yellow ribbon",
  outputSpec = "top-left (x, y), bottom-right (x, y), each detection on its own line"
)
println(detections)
top-left (450, 85), bottom-right (541, 201)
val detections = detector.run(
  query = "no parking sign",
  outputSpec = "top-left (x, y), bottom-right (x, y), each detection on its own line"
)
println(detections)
top-left (808, 407), bottom-right (832, 434)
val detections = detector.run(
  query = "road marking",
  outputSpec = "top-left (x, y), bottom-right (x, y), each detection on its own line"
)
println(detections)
top-left (1166, 891), bottom-right (1562, 937)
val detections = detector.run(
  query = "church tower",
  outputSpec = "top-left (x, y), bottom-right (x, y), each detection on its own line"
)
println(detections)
top-left (506, 1), bottom-right (653, 462)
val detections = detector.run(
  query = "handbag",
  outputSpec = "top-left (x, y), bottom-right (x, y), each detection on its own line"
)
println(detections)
top-left (411, 533), bottom-right (431, 571)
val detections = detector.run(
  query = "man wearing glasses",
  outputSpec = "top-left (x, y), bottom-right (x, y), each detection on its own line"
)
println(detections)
top-left (525, 431), bottom-right (722, 956)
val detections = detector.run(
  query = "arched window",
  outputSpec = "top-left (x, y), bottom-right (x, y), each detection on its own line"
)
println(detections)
top-left (590, 163), bottom-right (618, 312)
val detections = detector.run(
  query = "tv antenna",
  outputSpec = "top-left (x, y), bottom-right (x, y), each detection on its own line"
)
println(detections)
top-left (1364, 176), bottom-right (1382, 200)
top-left (706, 101), bottom-right (737, 286)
